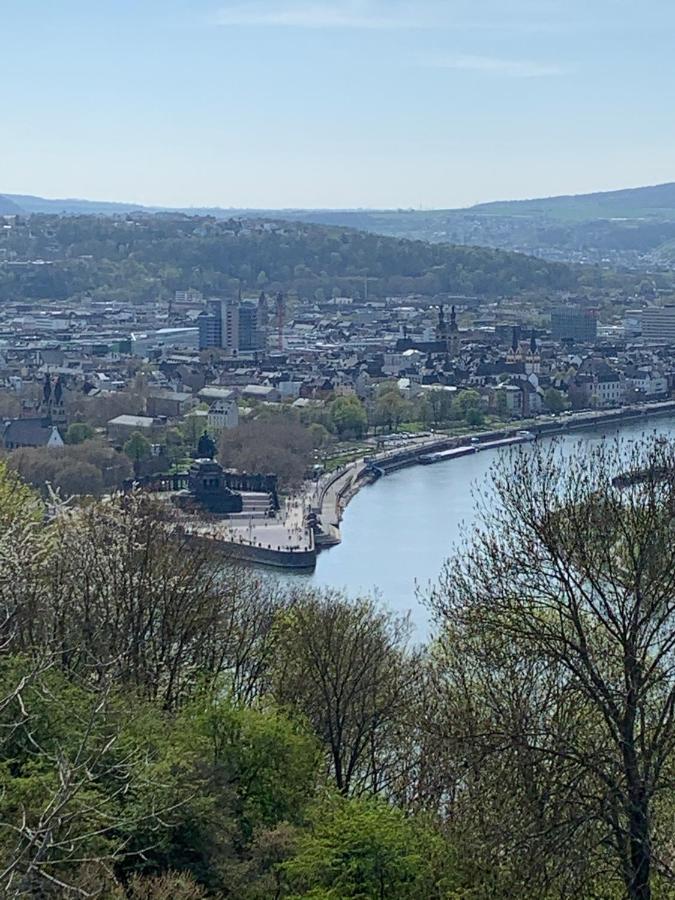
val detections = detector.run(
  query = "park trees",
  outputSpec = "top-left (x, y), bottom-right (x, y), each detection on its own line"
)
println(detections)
top-left (307, 421), bottom-right (332, 450)
top-left (219, 419), bottom-right (313, 490)
top-left (427, 389), bottom-right (455, 426)
top-left (426, 438), bottom-right (675, 900)
top-left (7, 441), bottom-right (132, 497)
top-left (371, 385), bottom-right (413, 434)
top-left (329, 395), bottom-right (368, 439)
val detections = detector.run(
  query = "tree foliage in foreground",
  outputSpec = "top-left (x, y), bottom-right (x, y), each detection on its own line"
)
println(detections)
top-left (0, 475), bottom-right (441, 897)
top-left (5, 438), bottom-right (675, 898)
top-left (427, 438), bottom-right (675, 900)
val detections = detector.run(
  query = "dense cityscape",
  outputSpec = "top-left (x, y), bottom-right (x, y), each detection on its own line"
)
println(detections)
top-left (2, 209), bottom-right (675, 515)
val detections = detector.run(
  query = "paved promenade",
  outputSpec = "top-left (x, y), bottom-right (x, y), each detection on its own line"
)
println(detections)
top-left (186, 494), bottom-right (314, 553)
top-left (185, 399), bottom-right (675, 558)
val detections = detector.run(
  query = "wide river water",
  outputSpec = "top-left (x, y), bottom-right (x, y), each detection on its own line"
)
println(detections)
top-left (284, 415), bottom-right (675, 635)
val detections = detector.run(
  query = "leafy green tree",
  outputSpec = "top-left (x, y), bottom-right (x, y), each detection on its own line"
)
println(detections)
top-left (372, 389), bottom-right (412, 434)
top-left (124, 431), bottom-right (152, 476)
top-left (129, 691), bottom-right (319, 894)
top-left (414, 396), bottom-right (433, 427)
top-left (544, 387), bottom-right (566, 412)
top-left (465, 407), bottom-right (484, 428)
top-left (454, 389), bottom-right (482, 417)
top-left (182, 413), bottom-right (205, 454)
top-left (427, 389), bottom-right (454, 426)
top-left (308, 422), bottom-right (332, 450)
top-left (329, 396), bottom-right (368, 440)
top-left (0, 660), bottom-right (186, 897)
top-left (271, 591), bottom-right (415, 796)
top-left (283, 795), bottom-right (455, 899)
top-left (0, 460), bottom-right (42, 530)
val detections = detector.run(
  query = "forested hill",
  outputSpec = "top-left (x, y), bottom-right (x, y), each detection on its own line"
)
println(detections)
top-left (5, 183), bottom-right (675, 265)
top-left (0, 213), bottom-right (583, 304)
top-left (470, 181), bottom-right (675, 221)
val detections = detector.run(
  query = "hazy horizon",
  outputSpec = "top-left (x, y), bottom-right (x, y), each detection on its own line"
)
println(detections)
top-left (4, 177), bottom-right (675, 214)
top-left (6, 1), bottom-right (675, 208)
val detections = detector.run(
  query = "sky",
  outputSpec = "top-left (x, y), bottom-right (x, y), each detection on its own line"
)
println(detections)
top-left (3, 0), bottom-right (675, 209)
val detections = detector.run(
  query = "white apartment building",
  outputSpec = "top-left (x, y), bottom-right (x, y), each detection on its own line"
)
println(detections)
top-left (207, 399), bottom-right (239, 432)
top-left (641, 306), bottom-right (675, 344)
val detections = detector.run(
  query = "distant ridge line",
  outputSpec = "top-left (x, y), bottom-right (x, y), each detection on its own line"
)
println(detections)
top-left (2, 180), bottom-right (675, 221)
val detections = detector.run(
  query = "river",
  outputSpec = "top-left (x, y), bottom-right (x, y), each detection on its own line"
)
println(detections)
top-left (285, 416), bottom-right (675, 635)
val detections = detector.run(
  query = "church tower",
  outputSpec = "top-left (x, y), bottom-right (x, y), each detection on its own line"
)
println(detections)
top-left (507, 326), bottom-right (522, 364)
top-left (448, 305), bottom-right (461, 359)
top-left (41, 374), bottom-right (67, 426)
top-left (436, 304), bottom-right (448, 342)
top-left (525, 329), bottom-right (541, 375)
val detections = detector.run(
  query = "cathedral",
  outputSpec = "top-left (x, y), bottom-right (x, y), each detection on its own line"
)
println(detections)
top-left (506, 327), bottom-right (541, 375)
top-left (396, 304), bottom-right (462, 359)
top-left (436, 304), bottom-right (461, 359)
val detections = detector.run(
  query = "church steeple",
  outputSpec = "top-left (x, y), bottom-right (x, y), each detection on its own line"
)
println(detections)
top-left (41, 374), bottom-right (67, 426)
top-left (525, 329), bottom-right (541, 375)
top-left (448, 305), bottom-right (461, 359)
top-left (436, 304), bottom-right (448, 341)
top-left (449, 305), bottom-right (458, 332)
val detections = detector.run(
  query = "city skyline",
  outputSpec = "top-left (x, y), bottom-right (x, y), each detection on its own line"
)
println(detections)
top-left (4, 0), bottom-right (675, 209)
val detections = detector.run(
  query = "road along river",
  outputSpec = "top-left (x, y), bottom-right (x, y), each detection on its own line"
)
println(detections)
top-left (283, 415), bottom-right (675, 635)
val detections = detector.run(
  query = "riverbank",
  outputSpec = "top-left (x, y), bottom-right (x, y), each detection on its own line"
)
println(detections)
top-left (187, 399), bottom-right (675, 572)
top-left (314, 399), bottom-right (675, 549)
top-left (184, 529), bottom-right (317, 569)
top-left (298, 412), bottom-right (675, 632)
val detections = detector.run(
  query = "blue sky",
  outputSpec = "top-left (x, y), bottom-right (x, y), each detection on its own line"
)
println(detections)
top-left (3, 0), bottom-right (675, 209)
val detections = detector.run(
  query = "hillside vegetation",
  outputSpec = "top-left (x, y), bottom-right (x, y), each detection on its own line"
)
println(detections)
top-left (0, 213), bottom-right (581, 303)
top-left (6, 182), bottom-right (675, 265)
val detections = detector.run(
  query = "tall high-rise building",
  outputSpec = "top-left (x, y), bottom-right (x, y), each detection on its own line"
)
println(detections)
top-left (197, 300), bottom-right (221, 351)
top-left (198, 297), bottom-right (265, 353)
top-left (551, 307), bottom-right (598, 343)
top-left (221, 298), bottom-right (240, 353)
top-left (641, 306), bottom-right (675, 344)
top-left (238, 301), bottom-right (260, 352)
